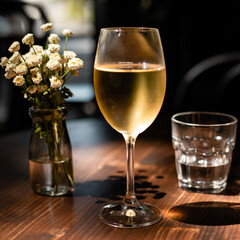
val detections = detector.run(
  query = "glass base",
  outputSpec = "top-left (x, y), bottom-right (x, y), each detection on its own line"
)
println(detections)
top-left (32, 185), bottom-right (72, 196)
top-left (99, 202), bottom-right (162, 228)
top-left (179, 180), bottom-right (227, 194)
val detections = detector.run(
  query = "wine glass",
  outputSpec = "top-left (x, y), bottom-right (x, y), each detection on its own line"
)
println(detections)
top-left (93, 27), bottom-right (166, 228)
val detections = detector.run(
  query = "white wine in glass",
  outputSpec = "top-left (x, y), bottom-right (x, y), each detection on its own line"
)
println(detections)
top-left (94, 27), bottom-right (166, 228)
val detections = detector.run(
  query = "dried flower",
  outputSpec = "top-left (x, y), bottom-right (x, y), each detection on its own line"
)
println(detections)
top-left (41, 22), bottom-right (52, 32)
top-left (15, 64), bottom-right (28, 75)
top-left (5, 70), bottom-right (16, 79)
top-left (26, 55), bottom-right (42, 67)
top-left (32, 72), bottom-right (43, 84)
top-left (50, 76), bottom-right (63, 88)
top-left (8, 41), bottom-right (20, 52)
top-left (1, 22), bottom-right (84, 110)
top-left (68, 58), bottom-right (84, 70)
top-left (30, 45), bottom-right (44, 55)
top-left (30, 67), bottom-right (40, 75)
top-left (49, 33), bottom-right (60, 44)
top-left (5, 63), bottom-right (15, 72)
top-left (1, 22), bottom-right (79, 196)
top-left (0, 57), bottom-right (8, 67)
top-left (22, 33), bottom-right (34, 45)
top-left (21, 52), bottom-right (32, 63)
top-left (63, 51), bottom-right (76, 61)
top-left (13, 75), bottom-right (25, 86)
top-left (63, 29), bottom-right (73, 37)
top-left (49, 52), bottom-right (61, 61)
top-left (46, 59), bottom-right (60, 70)
top-left (9, 52), bottom-right (21, 64)
top-left (48, 44), bottom-right (61, 53)
top-left (37, 84), bottom-right (48, 93)
top-left (27, 85), bottom-right (37, 94)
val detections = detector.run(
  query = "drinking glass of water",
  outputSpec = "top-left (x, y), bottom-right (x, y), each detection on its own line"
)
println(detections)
top-left (171, 112), bottom-right (237, 193)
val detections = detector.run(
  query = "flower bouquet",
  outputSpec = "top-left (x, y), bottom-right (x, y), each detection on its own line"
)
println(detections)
top-left (0, 23), bottom-right (84, 196)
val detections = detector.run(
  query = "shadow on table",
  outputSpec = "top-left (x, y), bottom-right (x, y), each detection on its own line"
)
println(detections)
top-left (72, 170), bottom-right (166, 203)
top-left (169, 201), bottom-right (240, 226)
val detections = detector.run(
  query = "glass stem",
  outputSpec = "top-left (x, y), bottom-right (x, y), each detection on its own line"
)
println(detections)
top-left (123, 135), bottom-right (138, 205)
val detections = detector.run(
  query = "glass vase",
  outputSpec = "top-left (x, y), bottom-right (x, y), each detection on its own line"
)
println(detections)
top-left (28, 106), bottom-right (73, 196)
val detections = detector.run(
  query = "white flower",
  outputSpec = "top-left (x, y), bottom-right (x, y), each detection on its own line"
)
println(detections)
top-left (48, 44), bottom-right (61, 53)
top-left (50, 76), bottom-right (63, 88)
top-left (49, 33), bottom-right (60, 44)
top-left (9, 52), bottom-right (21, 64)
top-left (21, 52), bottom-right (32, 63)
top-left (27, 85), bottom-right (37, 94)
top-left (30, 67), bottom-right (40, 75)
top-left (41, 22), bottom-right (52, 32)
top-left (22, 33), bottom-right (34, 45)
top-left (46, 59), bottom-right (60, 70)
top-left (26, 55), bottom-right (42, 67)
top-left (5, 63), bottom-right (15, 72)
top-left (15, 64), bottom-right (28, 75)
top-left (61, 51), bottom-right (76, 63)
top-left (0, 22), bottom-right (85, 108)
top-left (32, 72), bottom-right (42, 84)
top-left (0, 57), bottom-right (8, 67)
top-left (37, 84), bottom-right (48, 93)
top-left (49, 52), bottom-right (61, 61)
top-left (30, 45), bottom-right (43, 54)
top-left (68, 57), bottom-right (84, 70)
top-left (8, 41), bottom-right (20, 52)
top-left (5, 70), bottom-right (16, 79)
top-left (63, 51), bottom-right (76, 61)
top-left (42, 49), bottom-right (50, 55)
top-left (13, 75), bottom-right (25, 86)
top-left (63, 29), bottom-right (73, 37)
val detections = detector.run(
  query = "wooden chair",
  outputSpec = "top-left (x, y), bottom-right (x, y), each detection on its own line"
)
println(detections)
top-left (173, 52), bottom-right (240, 117)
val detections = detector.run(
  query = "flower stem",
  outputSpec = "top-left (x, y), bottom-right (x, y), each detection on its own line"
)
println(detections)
top-left (31, 44), bottom-right (37, 55)
top-left (63, 36), bottom-right (68, 52)
top-left (18, 51), bottom-right (28, 67)
top-left (45, 36), bottom-right (49, 50)
top-left (61, 69), bottom-right (70, 79)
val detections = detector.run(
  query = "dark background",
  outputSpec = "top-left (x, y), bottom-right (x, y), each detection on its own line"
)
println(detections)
top-left (1, 0), bottom-right (240, 135)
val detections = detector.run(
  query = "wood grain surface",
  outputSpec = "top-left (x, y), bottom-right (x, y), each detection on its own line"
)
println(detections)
top-left (0, 118), bottom-right (240, 240)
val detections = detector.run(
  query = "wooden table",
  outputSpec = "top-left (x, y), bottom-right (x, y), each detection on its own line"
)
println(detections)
top-left (1, 118), bottom-right (240, 240)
